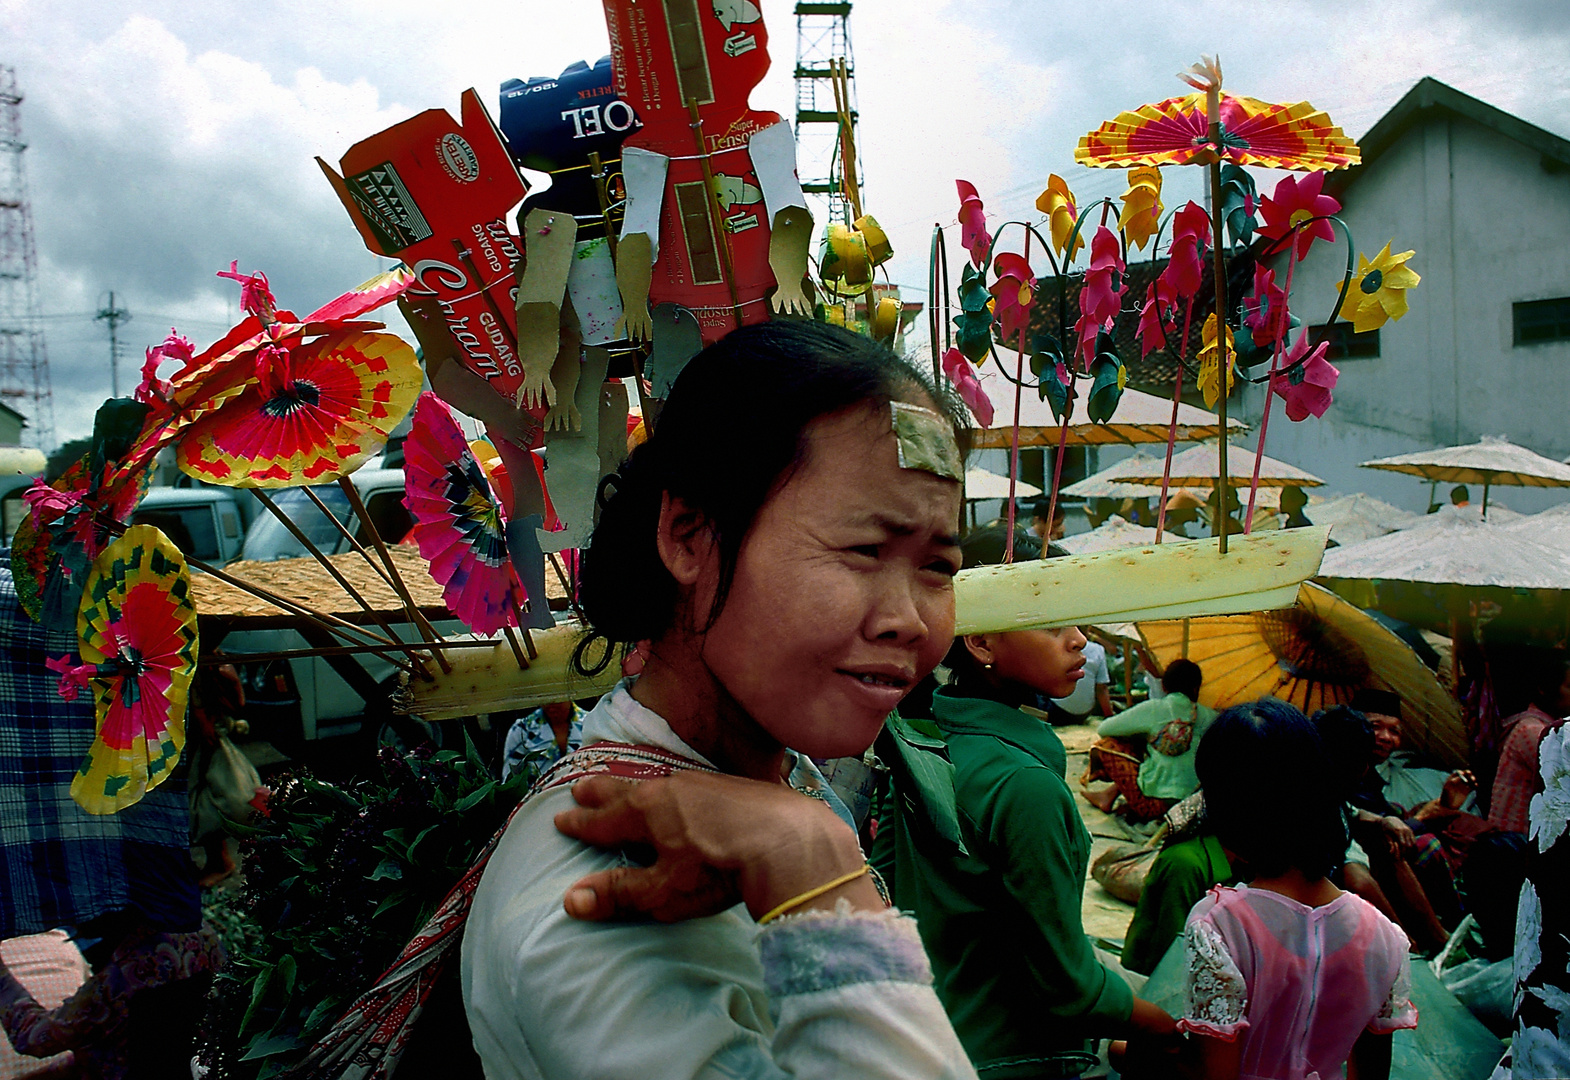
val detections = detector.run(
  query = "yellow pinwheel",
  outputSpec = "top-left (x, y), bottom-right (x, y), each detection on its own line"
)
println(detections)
top-left (1197, 313), bottom-right (1236, 408)
top-left (1339, 243), bottom-right (1420, 333)
top-left (1035, 174), bottom-right (1085, 262)
top-left (1118, 166), bottom-right (1164, 251)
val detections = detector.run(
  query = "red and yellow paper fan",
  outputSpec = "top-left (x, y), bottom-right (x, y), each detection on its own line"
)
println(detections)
top-left (1075, 93), bottom-right (1359, 172)
top-left (402, 393), bottom-right (526, 635)
top-left (58, 525), bottom-right (197, 815)
top-left (177, 330), bottom-right (421, 488)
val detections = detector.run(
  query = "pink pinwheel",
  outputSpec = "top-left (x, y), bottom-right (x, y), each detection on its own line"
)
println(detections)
top-left (216, 261), bottom-right (278, 321)
top-left (1243, 265), bottom-right (1291, 347)
top-left (942, 347), bottom-right (994, 427)
top-left (402, 393), bottom-right (527, 634)
top-left (1257, 172), bottom-right (1340, 260)
top-left (1161, 202), bottom-right (1210, 299)
top-left (1271, 332), bottom-right (1339, 421)
top-left (1074, 226), bottom-right (1125, 365)
top-left (989, 253), bottom-right (1036, 341)
top-left (956, 180), bottom-right (990, 267)
top-left (1136, 276), bottom-right (1179, 358)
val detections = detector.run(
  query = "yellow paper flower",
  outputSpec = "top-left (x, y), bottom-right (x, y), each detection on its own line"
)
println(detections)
top-left (1339, 243), bottom-right (1420, 333)
top-left (1118, 166), bottom-right (1164, 251)
top-left (1035, 174), bottom-right (1085, 262)
top-left (1197, 313), bottom-right (1235, 407)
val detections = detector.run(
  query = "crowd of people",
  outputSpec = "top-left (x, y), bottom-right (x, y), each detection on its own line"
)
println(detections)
top-left (1, 321), bottom-right (1562, 1079)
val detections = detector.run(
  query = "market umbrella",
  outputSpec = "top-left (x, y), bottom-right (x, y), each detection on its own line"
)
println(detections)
top-left (1066, 453), bottom-right (1282, 508)
top-left (1319, 510), bottom-right (1570, 591)
top-left (1138, 581), bottom-right (1466, 767)
top-left (1360, 435), bottom-right (1570, 516)
top-left (969, 373), bottom-right (1245, 449)
top-left (1056, 515), bottom-right (1158, 555)
top-left (402, 393), bottom-right (526, 636)
top-left (1109, 441), bottom-right (1324, 489)
top-left (1305, 492), bottom-right (1421, 546)
top-left (49, 525), bottom-right (198, 814)
top-left (965, 468), bottom-right (1041, 501)
top-left (177, 330), bottom-right (422, 488)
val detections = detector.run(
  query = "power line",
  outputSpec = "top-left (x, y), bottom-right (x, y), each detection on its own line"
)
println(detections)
top-left (95, 291), bottom-right (131, 398)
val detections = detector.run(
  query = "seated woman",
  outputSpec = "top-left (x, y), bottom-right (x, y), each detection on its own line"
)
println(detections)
top-left (1488, 647), bottom-right (1570, 835)
top-left (454, 322), bottom-right (978, 1078)
top-left (1119, 830), bottom-right (1238, 977)
top-left (1168, 699), bottom-right (1416, 1080)
top-left (1086, 659), bottom-right (1216, 821)
top-left (890, 584), bottom-right (1177, 1075)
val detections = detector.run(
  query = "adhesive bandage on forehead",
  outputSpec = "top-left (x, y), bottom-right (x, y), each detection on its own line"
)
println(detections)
top-left (889, 401), bottom-right (963, 482)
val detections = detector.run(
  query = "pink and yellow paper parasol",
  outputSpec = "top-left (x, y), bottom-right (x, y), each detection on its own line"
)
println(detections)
top-left (402, 393), bottom-right (526, 635)
top-left (52, 525), bottom-right (198, 814)
top-left (1075, 83), bottom-right (1358, 173)
top-left (176, 330), bottom-right (421, 487)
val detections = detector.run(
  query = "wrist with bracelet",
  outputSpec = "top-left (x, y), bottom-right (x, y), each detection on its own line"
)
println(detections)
top-left (757, 864), bottom-right (873, 925)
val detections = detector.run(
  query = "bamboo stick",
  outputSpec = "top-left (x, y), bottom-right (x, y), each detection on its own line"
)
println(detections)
top-left (199, 638), bottom-right (503, 665)
top-left (300, 485), bottom-right (396, 590)
top-left (337, 476), bottom-right (452, 674)
top-left (686, 97), bottom-right (744, 330)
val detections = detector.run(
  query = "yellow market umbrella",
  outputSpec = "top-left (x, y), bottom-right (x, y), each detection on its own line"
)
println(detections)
top-left (1361, 435), bottom-right (1570, 515)
top-left (970, 370), bottom-right (1245, 450)
top-left (1138, 581), bottom-right (1466, 767)
top-left (1110, 441), bottom-right (1324, 489)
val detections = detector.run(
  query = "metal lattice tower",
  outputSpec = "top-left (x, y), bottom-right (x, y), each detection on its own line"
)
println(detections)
top-left (0, 66), bottom-right (54, 449)
top-left (794, 2), bottom-right (860, 227)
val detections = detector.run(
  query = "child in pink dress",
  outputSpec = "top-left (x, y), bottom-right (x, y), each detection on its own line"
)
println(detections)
top-left (1178, 698), bottom-right (1417, 1080)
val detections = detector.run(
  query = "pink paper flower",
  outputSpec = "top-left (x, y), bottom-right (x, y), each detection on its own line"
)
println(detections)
top-left (1258, 172), bottom-right (1340, 261)
top-left (217, 261), bottom-right (278, 322)
top-left (1136, 277), bottom-right (1179, 358)
top-left (46, 655), bottom-right (97, 703)
top-left (1271, 332), bottom-right (1339, 421)
top-left (1074, 226), bottom-right (1125, 366)
top-left (942, 346), bottom-right (994, 427)
top-left (23, 480), bottom-right (79, 529)
top-left (1243, 264), bottom-right (1291, 347)
top-left (1161, 202), bottom-right (1210, 299)
top-left (989, 252), bottom-right (1036, 341)
top-left (956, 181), bottom-right (990, 268)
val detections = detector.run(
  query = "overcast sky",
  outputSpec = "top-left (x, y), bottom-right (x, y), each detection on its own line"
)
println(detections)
top-left (3, 0), bottom-right (1568, 447)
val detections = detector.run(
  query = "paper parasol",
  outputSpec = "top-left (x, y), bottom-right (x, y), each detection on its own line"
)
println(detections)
top-left (1075, 92), bottom-right (1359, 172)
top-left (402, 393), bottom-right (526, 635)
top-left (177, 330), bottom-right (421, 488)
top-left (56, 525), bottom-right (198, 814)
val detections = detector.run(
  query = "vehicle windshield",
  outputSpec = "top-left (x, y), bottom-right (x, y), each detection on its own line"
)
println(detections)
top-left (132, 504), bottom-right (223, 562)
top-left (240, 485), bottom-right (352, 561)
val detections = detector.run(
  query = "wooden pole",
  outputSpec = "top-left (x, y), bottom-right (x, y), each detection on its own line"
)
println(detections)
top-left (508, 593), bottom-right (539, 661)
top-left (250, 487), bottom-right (416, 663)
top-left (337, 476), bottom-right (452, 674)
top-left (300, 485), bottom-right (395, 590)
top-left (501, 626), bottom-right (530, 669)
top-left (1207, 156), bottom-right (1231, 554)
top-left (199, 638), bottom-right (504, 665)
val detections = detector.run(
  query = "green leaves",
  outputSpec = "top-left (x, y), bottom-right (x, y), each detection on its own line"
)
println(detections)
top-left (1030, 334), bottom-right (1072, 421)
top-left (1217, 164), bottom-right (1257, 250)
top-left (1086, 331), bottom-right (1126, 424)
top-left (954, 263), bottom-right (996, 362)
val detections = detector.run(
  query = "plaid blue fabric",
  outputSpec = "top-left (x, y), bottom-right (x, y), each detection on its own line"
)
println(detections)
top-left (0, 563), bottom-right (199, 936)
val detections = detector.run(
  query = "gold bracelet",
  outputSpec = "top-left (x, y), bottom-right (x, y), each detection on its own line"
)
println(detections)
top-left (757, 864), bottom-right (872, 925)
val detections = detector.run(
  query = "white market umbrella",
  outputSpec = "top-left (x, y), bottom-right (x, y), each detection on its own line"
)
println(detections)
top-left (1055, 515), bottom-right (1158, 555)
top-left (1108, 441), bottom-right (1324, 489)
top-left (1320, 511), bottom-right (1570, 591)
top-left (1308, 492), bottom-right (1422, 546)
top-left (1360, 435), bottom-right (1570, 516)
top-left (964, 468), bottom-right (1041, 501)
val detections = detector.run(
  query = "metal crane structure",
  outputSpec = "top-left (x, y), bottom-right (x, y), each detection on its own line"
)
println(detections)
top-left (0, 65), bottom-right (54, 449)
top-left (793, 2), bottom-right (861, 228)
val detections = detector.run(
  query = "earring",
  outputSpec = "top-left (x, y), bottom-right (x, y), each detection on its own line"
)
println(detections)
top-left (983, 662), bottom-right (994, 670)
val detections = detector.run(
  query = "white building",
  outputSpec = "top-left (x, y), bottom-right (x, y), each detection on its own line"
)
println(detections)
top-left (1236, 78), bottom-right (1570, 514)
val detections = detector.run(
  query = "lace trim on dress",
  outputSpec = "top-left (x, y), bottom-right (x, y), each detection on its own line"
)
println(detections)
top-left (1177, 919), bottom-right (1250, 1040)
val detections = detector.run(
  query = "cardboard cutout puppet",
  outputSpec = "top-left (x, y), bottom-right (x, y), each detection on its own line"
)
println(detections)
top-left (500, 57), bottom-right (636, 425)
top-left (319, 92), bottom-right (556, 628)
top-left (601, 0), bottom-right (813, 376)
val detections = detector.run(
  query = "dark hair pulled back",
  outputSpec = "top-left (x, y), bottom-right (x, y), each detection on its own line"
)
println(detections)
top-left (572, 320), bottom-right (968, 675)
top-left (1196, 697), bottom-right (1348, 880)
